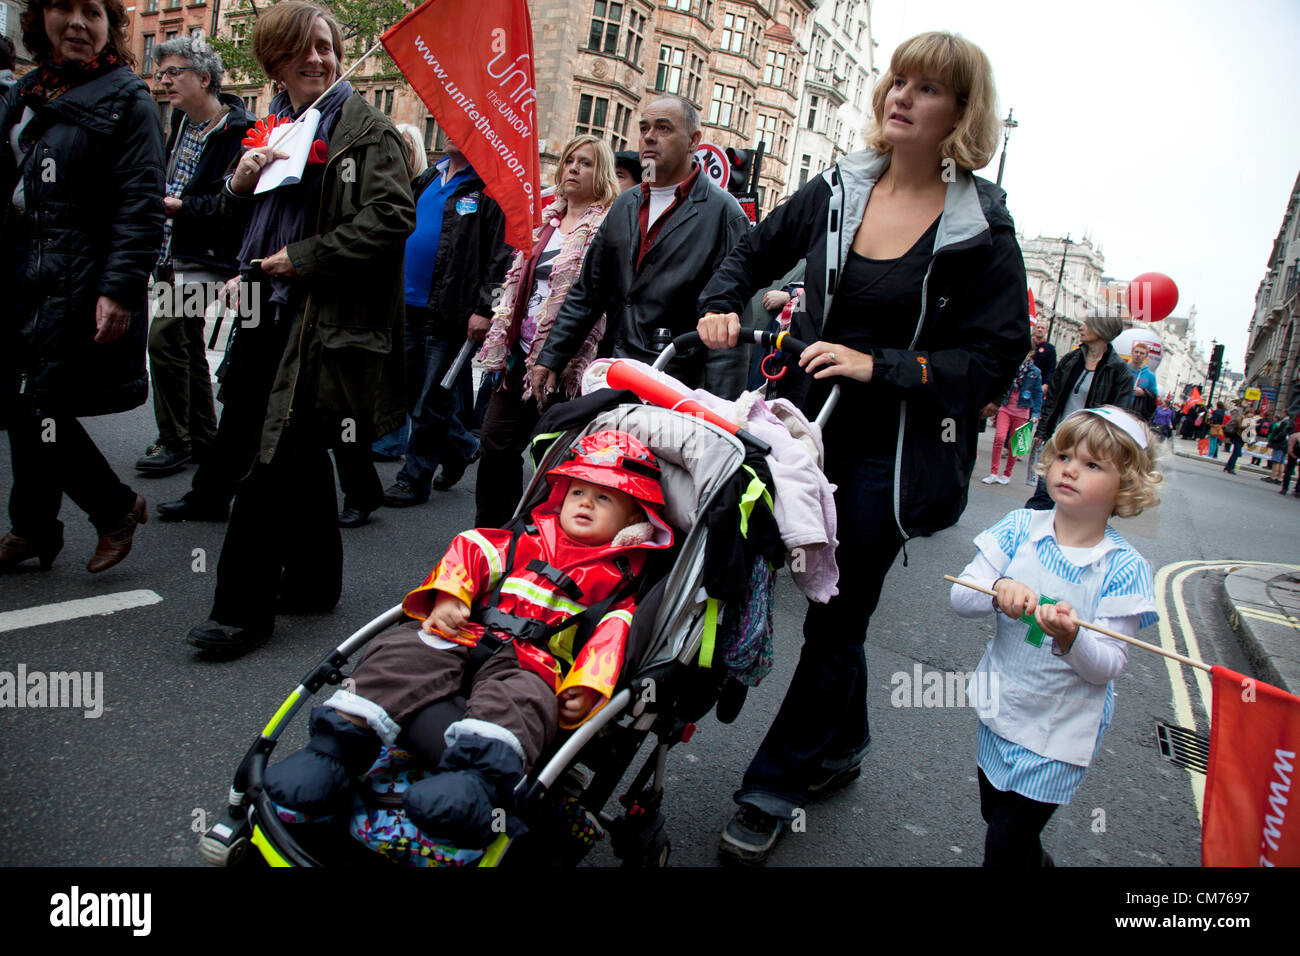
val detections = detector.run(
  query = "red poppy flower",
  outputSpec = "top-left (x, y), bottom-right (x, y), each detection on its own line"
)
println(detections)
top-left (241, 114), bottom-right (284, 150)
top-left (306, 139), bottom-right (328, 165)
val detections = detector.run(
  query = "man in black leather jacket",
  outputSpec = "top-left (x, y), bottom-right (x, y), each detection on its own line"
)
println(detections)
top-left (532, 95), bottom-right (749, 398)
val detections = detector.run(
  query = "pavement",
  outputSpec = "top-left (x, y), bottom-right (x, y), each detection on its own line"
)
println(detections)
top-left (1164, 435), bottom-right (1300, 694)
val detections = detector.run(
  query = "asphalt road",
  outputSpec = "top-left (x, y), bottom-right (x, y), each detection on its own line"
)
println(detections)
top-left (1, 404), bottom-right (1296, 868)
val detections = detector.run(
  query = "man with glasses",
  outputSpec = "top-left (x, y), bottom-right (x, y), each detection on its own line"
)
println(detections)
top-left (137, 38), bottom-right (256, 479)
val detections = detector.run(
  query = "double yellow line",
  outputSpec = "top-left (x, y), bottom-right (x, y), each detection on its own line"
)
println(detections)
top-left (1153, 560), bottom-right (1300, 820)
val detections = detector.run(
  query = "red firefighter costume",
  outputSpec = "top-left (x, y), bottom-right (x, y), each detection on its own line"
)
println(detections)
top-left (401, 431), bottom-right (673, 726)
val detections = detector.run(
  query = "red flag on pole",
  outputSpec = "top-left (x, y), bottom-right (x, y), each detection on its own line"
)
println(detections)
top-left (1202, 666), bottom-right (1300, 866)
top-left (382, 0), bottom-right (541, 253)
top-left (1181, 386), bottom-right (1202, 415)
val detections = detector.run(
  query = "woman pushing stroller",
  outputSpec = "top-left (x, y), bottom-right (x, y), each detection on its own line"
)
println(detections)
top-left (262, 430), bottom-right (672, 853)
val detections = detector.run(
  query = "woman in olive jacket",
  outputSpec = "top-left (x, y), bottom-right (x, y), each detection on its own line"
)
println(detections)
top-left (0, 0), bottom-right (165, 574)
top-left (185, 2), bottom-right (415, 657)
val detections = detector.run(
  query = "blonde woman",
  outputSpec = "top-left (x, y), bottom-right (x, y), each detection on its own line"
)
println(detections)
top-left (474, 134), bottom-right (619, 526)
top-left (698, 31), bottom-right (1029, 863)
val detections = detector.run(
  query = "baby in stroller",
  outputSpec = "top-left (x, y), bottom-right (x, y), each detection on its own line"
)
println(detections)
top-left (263, 430), bottom-right (673, 856)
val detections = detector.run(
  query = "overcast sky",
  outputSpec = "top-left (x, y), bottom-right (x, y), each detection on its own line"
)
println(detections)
top-left (869, 0), bottom-right (1300, 371)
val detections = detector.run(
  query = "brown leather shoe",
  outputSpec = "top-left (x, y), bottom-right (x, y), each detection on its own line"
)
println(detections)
top-left (0, 524), bottom-right (64, 572)
top-left (87, 495), bottom-right (147, 573)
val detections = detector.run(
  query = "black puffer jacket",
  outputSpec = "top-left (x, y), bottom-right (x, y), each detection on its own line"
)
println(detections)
top-left (0, 65), bottom-right (165, 419)
top-left (164, 92), bottom-right (256, 273)
top-left (409, 163), bottom-right (512, 340)
top-left (1034, 344), bottom-right (1135, 442)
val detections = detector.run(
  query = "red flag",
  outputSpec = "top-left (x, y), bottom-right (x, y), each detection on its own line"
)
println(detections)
top-left (382, 0), bottom-right (541, 253)
top-left (1181, 386), bottom-right (1202, 415)
top-left (1202, 666), bottom-right (1300, 866)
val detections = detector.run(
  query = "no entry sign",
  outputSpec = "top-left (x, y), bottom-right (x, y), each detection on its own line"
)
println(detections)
top-left (695, 143), bottom-right (729, 191)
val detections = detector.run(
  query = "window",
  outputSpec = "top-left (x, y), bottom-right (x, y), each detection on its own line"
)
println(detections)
top-left (798, 154), bottom-right (811, 188)
top-left (807, 94), bottom-right (819, 130)
top-left (623, 11), bottom-right (644, 64)
top-left (763, 50), bottom-right (786, 87)
top-left (707, 83), bottom-right (735, 127)
top-left (610, 102), bottom-right (631, 151)
top-left (424, 118), bottom-right (438, 150)
top-left (748, 21), bottom-right (761, 61)
top-left (166, 0), bottom-right (180, 8)
top-left (190, 27), bottom-right (203, 41)
top-left (656, 46), bottom-right (684, 94)
top-left (721, 12), bottom-right (745, 54)
top-left (664, 0), bottom-right (692, 10)
top-left (688, 55), bottom-right (704, 101)
top-left (374, 89), bottom-right (383, 109)
top-left (576, 93), bottom-right (610, 138)
top-left (384, 90), bottom-right (394, 115)
top-left (754, 113), bottom-right (777, 151)
top-left (587, 1), bottom-right (622, 55)
top-left (145, 0), bottom-right (158, 11)
top-left (142, 34), bottom-right (155, 75)
top-left (165, 30), bottom-right (178, 41)
top-left (241, 95), bottom-right (258, 114)
top-left (737, 89), bottom-right (750, 134)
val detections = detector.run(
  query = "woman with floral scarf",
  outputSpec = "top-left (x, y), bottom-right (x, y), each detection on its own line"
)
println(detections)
top-left (474, 135), bottom-right (620, 526)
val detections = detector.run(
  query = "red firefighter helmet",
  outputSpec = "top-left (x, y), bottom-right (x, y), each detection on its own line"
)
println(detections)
top-left (546, 430), bottom-right (665, 509)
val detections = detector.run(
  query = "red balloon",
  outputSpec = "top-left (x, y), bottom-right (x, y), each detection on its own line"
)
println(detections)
top-left (1128, 272), bottom-right (1178, 322)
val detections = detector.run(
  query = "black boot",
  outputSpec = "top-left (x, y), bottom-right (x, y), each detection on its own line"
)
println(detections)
top-left (402, 724), bottom-right (525, 847)
top-left (264, 707), bottom-right (382, 818)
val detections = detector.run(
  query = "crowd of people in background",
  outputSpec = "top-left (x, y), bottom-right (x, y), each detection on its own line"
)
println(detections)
top-left (3, 1), bottom-right (1296, 871)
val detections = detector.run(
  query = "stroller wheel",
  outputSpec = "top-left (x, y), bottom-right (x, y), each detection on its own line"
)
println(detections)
top-left (198, 808), bottom-right (254, 867)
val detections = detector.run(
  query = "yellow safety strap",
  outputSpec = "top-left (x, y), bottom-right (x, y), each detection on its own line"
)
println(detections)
top-left (699, 597), bottom-right (719, 668)
top-left (738, 465), bottom-right (773, 538)
top-left (479, 833), bottom-right (511, 867)
top-left (530, 431), bottom-right (565, 465)
top-left (251, 825), bottom-right (292, 867)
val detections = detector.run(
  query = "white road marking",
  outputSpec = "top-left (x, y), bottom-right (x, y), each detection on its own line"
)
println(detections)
top-left (0, 590), bottom-right (163, 633)
top-left (1153, 560), bottom-right (1300, 822)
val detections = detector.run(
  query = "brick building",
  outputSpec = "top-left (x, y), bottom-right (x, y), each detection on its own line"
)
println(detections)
top-left (122, 0), bottom-right (882, 223)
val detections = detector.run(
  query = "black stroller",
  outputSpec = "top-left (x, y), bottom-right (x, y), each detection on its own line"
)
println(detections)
top-left (198, 332), bottom-right (837, 867)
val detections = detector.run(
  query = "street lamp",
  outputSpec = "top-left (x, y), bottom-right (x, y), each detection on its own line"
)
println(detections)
top-left (995, 108), bottom-right (1018, 187)
top-left (1046, 233), bottom-right (1072, 341)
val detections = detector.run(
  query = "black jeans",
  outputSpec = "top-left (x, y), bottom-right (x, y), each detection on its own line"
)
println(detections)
top-left (7, 408), bottom-right (135, 537)
top-left (978, 768), bottom-right (1059, 867)
top-left (1224, 437), bottom-right (1244, 472)
top-left (208, 418), bottom-right (342, 632)
top-left (737, 449), bottom-right (902, 817)
top-left (474, 381), bottom-right (541, 528)
top-left (185, 308), bottom-right (290, 511)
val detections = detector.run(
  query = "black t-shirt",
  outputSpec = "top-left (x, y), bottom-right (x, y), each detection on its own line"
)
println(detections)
top-left (815, 216), bottom-right (939, 452)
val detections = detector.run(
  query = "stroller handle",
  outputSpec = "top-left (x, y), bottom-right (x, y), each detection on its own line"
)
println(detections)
top-left (652, 329), bottom-right (840, 430)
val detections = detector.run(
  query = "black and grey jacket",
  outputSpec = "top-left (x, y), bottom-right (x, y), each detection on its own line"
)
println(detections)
top-left (163, 92), bottom-right (256, 273)
top-left (1034, 344), bottom-right (1135, 442)
top-left (699, 148), bottom-right (1030, 540)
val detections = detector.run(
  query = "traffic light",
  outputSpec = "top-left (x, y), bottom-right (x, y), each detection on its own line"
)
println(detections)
top-left (1207, 343), bottom-right (1224, 381)
top-left (725, 147), bottom-right (751, 196)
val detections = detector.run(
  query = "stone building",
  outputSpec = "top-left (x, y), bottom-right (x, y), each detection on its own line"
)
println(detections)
top-left (1020, 233), bottom-right (1107, 353)
top-left (2, 0), bottom-right (34, 68)
top-left (1243, 169), bottom-right (1300, 416)
top-left (785, 0), bottom-right (876, 198)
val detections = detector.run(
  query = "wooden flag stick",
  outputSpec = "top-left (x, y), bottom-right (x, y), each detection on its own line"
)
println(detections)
top-left (264, 38), bottom-right (388, 153)
top-left (944, 574), bottom-right (1213, 673)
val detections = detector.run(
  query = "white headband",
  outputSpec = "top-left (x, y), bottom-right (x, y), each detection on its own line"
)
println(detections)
top-left (1063, 406), bottom-right (1149, 449)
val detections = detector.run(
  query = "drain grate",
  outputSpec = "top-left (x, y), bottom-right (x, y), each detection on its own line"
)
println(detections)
top-left (1155, 720), bottom-right (1209, 774)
